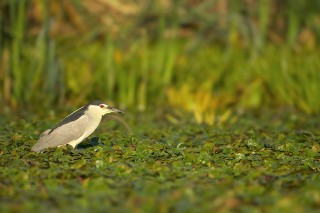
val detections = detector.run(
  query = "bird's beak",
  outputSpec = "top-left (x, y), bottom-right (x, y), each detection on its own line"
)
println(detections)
top-left (110, 107), bottom-right (124, 114)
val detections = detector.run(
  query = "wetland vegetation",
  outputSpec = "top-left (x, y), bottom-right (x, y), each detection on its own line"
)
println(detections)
top-left (1, 1), bottom-right (320, 212)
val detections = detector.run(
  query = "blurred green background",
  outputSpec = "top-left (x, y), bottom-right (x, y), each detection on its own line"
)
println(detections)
top-left (2, 1), bottom-right (320, 212)
top-left (1, 0), bottom-right (320, 123)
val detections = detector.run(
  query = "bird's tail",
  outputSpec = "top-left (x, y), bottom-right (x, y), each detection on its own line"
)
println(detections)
top-left (31, 129), bottom-right (52, 152)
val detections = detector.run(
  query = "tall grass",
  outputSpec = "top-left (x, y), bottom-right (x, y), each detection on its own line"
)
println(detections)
top-left (1, 0), bottom-right (320, 123)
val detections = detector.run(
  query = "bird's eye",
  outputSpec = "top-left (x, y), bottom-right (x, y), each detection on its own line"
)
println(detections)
top-left (99, 104), bottom-right (105, 108)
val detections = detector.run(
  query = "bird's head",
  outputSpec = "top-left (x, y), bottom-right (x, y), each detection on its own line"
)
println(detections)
top-left (87, 101), bottom-right (124, 116)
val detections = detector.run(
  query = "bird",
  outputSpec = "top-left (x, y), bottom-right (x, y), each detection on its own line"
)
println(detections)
top-left (31, 100), bottom-right (124, 152)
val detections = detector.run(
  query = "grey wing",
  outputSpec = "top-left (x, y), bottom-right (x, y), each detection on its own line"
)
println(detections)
top-left (31, 115), bottom-right (88, 152)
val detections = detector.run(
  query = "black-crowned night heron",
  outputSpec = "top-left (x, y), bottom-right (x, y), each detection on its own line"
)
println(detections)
top-left (31, 100), bottom-right (124, 152)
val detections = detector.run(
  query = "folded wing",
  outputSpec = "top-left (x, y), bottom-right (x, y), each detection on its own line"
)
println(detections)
top-left (31, 115), bottom-right (88, 152)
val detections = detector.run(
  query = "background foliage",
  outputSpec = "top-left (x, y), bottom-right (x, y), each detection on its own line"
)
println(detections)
top-left (1, 0), bottom-right (320, 123)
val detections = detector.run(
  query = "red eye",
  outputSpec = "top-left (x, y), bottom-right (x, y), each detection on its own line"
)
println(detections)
top-left (99, 104), bottom-right (105, 108)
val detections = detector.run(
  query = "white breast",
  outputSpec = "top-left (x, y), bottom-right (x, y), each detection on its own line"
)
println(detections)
top-left (82, 115), bottom-right (102, 138)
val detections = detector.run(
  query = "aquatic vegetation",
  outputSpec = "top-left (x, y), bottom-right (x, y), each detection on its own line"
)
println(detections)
top-left (1, 113), bottom-right (320, 212)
